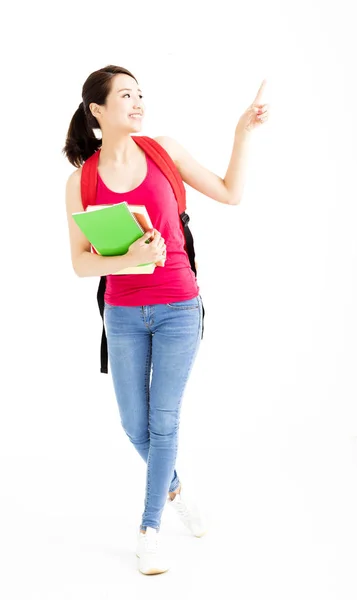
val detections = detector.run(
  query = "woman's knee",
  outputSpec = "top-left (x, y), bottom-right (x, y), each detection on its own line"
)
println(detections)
top-left (120, 414), bottom-right (149, 445)
top-left (149, 408), bottom-right (179, 439)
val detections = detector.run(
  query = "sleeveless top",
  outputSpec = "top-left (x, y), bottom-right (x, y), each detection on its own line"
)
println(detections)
top-left (95, 151), bottom-right (200, 306)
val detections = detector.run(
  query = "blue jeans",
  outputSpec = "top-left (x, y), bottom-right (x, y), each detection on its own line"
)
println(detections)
top-left (103, 294), bottom-right (203, 532)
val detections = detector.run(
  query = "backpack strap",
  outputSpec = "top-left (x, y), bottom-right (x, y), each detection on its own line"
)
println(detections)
top-left (132, 136), bottom-right (197, 274)
top-left (132, 136), bottom-right (186, 213)
top-left (80, 150), bottom-right (100, 210)
top-left (80, 136), bottom-right (204, 374)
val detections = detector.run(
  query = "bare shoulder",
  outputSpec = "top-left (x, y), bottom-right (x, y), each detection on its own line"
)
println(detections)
top-left (66, 166), bottom-right (82, 189)
top-left (153, 136), bottom-right (180, 165)
top-left (153, 135), bottom-right (197, 169)
top-left (65, 166), bottom-right (84, 212)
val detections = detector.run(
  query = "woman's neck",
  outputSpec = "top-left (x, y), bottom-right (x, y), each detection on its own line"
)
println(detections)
top-left (99, 133), bottom-right (138, 167)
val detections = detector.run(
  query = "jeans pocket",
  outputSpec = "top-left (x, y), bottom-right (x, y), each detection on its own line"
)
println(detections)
top-left (166, 296), bottom-right (199, 310)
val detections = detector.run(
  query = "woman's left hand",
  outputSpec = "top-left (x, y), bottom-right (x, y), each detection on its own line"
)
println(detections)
top-left (236, 79), bottom-right (270, 134)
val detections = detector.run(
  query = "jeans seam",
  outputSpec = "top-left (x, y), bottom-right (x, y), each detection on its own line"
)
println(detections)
top-left (166, 295), bottom-right (200, 310)
top-left (144, 337), bottom-right (152, 524)
top-left (166, 305), bottom-right (199, 310)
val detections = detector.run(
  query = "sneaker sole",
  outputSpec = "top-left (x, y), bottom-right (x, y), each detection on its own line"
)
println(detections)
top-left (136, 527), bottom-right (207, 557)
top-left (136, 551), bottom-right (170, 574)
top-left (193, 529), bottom-right (207, 538)
top-left (139, 566), bottom-right (170, 575)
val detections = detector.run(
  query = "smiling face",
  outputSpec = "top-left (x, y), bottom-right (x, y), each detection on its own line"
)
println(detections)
top-left (89, 73), bottom-right (145, 133)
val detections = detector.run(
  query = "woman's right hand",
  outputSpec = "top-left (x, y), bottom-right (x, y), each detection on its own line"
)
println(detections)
top-left (127, 229), bottom-right (166, 266)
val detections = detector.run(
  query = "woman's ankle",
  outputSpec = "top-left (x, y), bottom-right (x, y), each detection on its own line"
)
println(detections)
top-left (168, 484), bottom-right (181, 500)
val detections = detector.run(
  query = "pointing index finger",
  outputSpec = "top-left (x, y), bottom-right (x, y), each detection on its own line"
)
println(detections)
top-left (253, 79), bottom-right (267, 105)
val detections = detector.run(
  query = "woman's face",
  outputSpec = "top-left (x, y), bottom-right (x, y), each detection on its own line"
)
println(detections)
top-left (92, 73), bottom-right (145, 133)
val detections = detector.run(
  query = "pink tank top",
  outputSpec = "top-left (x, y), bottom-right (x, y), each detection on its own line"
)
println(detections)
top-left (96, 152), bottom-right (200, 306)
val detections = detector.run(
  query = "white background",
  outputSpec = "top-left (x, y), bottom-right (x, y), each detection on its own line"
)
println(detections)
top-left (1, 0), bottom-right (357, 597)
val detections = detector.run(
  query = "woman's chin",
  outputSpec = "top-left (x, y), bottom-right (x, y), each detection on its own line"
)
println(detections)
top-left (128, 117), bottom-right (143, 132)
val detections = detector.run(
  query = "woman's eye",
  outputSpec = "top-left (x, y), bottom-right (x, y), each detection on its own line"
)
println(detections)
top-left (123, 93), bottom-right (143, 98)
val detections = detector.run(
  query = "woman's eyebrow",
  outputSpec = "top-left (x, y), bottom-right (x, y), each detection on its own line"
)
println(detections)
top-left (118, 88), bottom-right (142, 93)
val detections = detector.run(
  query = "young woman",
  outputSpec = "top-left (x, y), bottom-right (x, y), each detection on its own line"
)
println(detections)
top-left (63, 65), bottom-right (269, 575)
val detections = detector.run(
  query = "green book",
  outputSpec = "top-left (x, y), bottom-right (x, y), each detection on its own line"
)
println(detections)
top-left (72, 201), bottom-right (146, 256)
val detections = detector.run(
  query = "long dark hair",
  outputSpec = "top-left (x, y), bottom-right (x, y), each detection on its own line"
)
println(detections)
top-left (62, 65), bottom-right (138, 168)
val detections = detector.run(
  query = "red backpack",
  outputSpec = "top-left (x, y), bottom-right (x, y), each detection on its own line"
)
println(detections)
top-left (80, 135), bottom-right (205, 373)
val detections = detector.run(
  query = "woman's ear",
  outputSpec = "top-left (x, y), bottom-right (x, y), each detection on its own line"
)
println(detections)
top-left (89, 102), bottom-right (102, 119)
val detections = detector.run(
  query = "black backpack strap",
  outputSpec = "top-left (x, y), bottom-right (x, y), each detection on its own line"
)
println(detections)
top-left (180, 212), bottom-right (197, 276)
top-left (201, 298), bottom-right (205, 340)
top-left (180, 211), bottom-right (205, 340)
top-left (97, 276), bottom-right (108, 374)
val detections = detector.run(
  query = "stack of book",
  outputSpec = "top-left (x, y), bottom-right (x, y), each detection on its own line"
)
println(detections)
top-left (72, 202), bottom-right (164, 275)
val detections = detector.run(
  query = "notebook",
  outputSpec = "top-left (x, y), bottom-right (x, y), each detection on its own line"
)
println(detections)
top-left (72, 202), bottom-right (164, 275)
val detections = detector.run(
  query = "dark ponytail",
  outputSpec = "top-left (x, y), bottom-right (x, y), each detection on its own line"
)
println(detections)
top-left (62, 65), bottom-right (138, 168)
top-left (63, 102), bottom-right (101, 168)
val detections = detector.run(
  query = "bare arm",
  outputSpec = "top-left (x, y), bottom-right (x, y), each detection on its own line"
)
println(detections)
top-left (154, 134), bottom-right (253, 206)
top-left (65, 169), bottom-right (136, 277)
top-left (154, 136), bottom-right (233, 205)
top-left (222, 128), bottom-right (252, 205)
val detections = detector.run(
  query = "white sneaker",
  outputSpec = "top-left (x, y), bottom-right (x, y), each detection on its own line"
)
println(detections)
top-left (167, 484), bottom-right (208, 537)
top-left (136, 527), bottom-right (170, 575)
